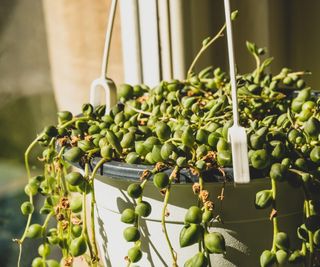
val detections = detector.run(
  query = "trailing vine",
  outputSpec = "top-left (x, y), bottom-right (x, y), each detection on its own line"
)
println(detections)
top-left (14, 12), bottom-right (320, 267)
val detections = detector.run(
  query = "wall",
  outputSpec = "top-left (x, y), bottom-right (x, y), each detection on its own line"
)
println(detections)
top-left (0, 0), bottom-right (56, 162)
top-left (0, 0), bottom-right (56, 266)
top-left (179, 0), bottom-right (320, 89)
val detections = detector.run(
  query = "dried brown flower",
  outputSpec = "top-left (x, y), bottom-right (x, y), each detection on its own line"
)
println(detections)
top-left (71, 215), bottom-right (82, 225)
top-left (155, 162), bottom-right (166, 172)
top-left (199, 190), bottom-right (209, 202)
top-left (57, 137), bottom-right (68, 147)
top-left (54, 161), bottom-right (63, 172)
top-left (54, 206), bottom-right (60, 215)
top-left (202, 151), bottom-right (216, 161)
top-left (61, 220), bottom-right (69, 230)
top-left (270, 209), bottom-right (277, 220)
top-left (63, 257), bottom-right (73, 267)
top-left (47, 164), bottom-right (53, 173)
top-left (199, 101), bottom-right (206, 107)
top-left (36, 156), bottom-right (46, 162)
top-left (70, 136), bottom-right (80, 146)
top-left (60, 197), bottom-right (70, 209)
top-left (204, 201), bottom-right (214, 211)
top-left (217, 187), bottom-right (225, 201)
top-left (165, 208), bottom-right (170, 217)
top-left (192, 183), bottom-right (201, 194)
top-left (172, 168), bottom-right (178, 180)
top-left (160, 188), bottom-right (167, 196)
top-left (204, 92), bottom-right (212, 98)
top-left (56, 213), bottom-right (65, 221)
top-left (140, 169), bottom-right (151, 181)
top-left (190, 167), bottom-right (200, 176)
top-left (137, 95), bottom-right (149, 103)
top-left (84, 135), bottom-right (92, 141)
top-left (218, 167), bottom-right (226, 178)
top-left (187, 90), bottom-right (195, 97)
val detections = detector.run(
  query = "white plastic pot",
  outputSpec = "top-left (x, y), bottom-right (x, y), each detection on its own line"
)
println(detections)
top-left (92, 162), bottom-right (304, 267)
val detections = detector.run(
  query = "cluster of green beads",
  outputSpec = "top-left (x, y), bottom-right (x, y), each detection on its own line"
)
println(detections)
top-left (16, 41), bottom-right (320, 267)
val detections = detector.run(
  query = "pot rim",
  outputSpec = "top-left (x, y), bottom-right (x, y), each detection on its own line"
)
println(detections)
top-left (86, 157), bottom-right (268, 184)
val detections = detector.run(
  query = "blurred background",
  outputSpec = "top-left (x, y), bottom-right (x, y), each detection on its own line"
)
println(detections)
top-left (1, 0), bottom-right (320, 266)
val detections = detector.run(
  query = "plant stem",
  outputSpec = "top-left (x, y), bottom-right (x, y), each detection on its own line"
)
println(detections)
top-left (198, 174), bottom-right (204, 191)
top-left (41, 212), bottom-right (54, 267)
top-left (60, 167), bottom-right (68, 195)
top-left (43, 212), bottom-right (54, 229)
top-left (90, 158), bottom-right (107, 180)
top-left (88, 148), bottom-right (100, 158)
top-left (127, 104), bottom-right (178, 123)
top-left (271, 179), bottom-right (279, 252)
top-left (161, 166), bottom-right (179, 266)
top-left (164, 137), bottom-right (182, 144)
top-left (302, 185), bottom-right (314, 266)
top-left (57, 220), bottom-right (67, 258)
top-left (187, 24), bottom-right (226, 77)
top-left (17, 134), bottom-right (45, 267)
top-left (90, 191), bottom-right (99, 264)
top-left (57, 148), bottom-right (67, 194)
top-left (137, 173), bottom-right (152, 203)
top-left (253, 53), bottom-right (261, 75)
top-left (24, 133), bottom-right (45, 179)
top-left (305, 200), bottom-right (314, 267)
top-left (272, 71), bottom-right (311, 81)
top-left (271, 219), bottom-right (279, 252)
top-left (83, 190), bottom-right (95, 266)
top-left (203, 111), bottom-right (232, 122)
top-left (55, 152), bottom-right (70, 260)
top-left (302, 242), bottom-right (307, 256)
top-left (137, 179), bottom-right (148, 202)
top-left (198, 174), bottom-right (213, 267)
top-left (18, 195), bottom-right (33, 245)
top-left (17, 244), bottom-right (23, 267)
top-left (89, 158), bottom-right (107, 263)
top-left (127, 104), bottom-right (153, 116)
top-left (197, 174), bottom-right (204, 254)
top-left (82, 163), bottom-right (95, 266)
top-left (58, 116), bottom-right (90, 129)
top-left (206, 250), bottom-right (212, 267)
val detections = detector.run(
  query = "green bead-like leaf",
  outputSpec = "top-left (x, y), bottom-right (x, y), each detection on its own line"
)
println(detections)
top-left (127, 246), bottom-right (142, 263)
top-left (255, 190), bottom-right (273, 209)
top-left (204, 232), bottom-right (226, 254)
top-left (184, 206), bottom-right (202, 224)
top-left (127, 183), bottom-right (143, 199)
top-left (246, 41), bottom-right (258, 55)
top-left (276, 250), bottom-right (288, 265)
top-left (123, 226), bottom-right (140, 242)
top-left (275, 232), bottom-right (290, 250)
top-left (260, 250), bottom-right (276, 267)
top-left (63, 147), bottom-right (84, 163)
top-left (106, 130), bottom-right (122, 155)
top-left (231, 10), bottom-right (239, 21)
top-left (179, 224), bottom-right (202, 248)
top-left (153, 172), bottom-right (169, 189)
top-left (181, 126), bottom-right (195, 147)
top-left (70, 236), bottom-right (87, 257)
top-left (184, 252), bottom-right (208, 267)
top-left (121, 208), bottom-right (136, 224)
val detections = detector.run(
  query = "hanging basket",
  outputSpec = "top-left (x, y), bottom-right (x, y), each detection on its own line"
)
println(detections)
top-left (79, 160), bottom-right (304, 266)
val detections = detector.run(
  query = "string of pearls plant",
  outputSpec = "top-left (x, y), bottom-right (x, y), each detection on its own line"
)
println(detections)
top-left (14, 12), bottom-right (320, 267)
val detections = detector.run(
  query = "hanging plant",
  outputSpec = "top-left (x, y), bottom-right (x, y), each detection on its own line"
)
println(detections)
top-left (13, 13), bottom-right (320, 267)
